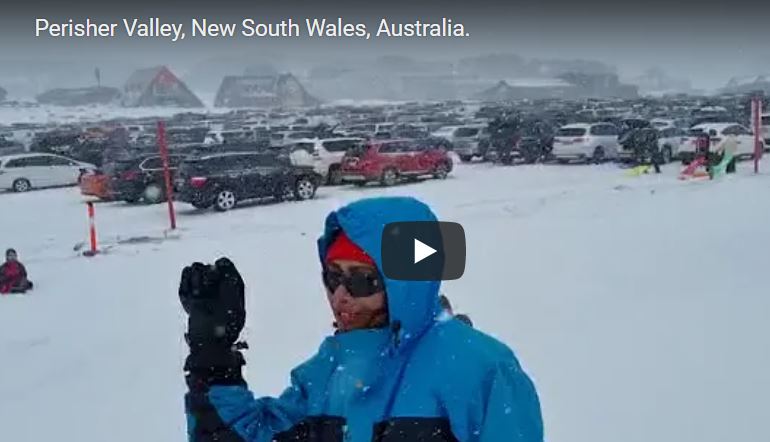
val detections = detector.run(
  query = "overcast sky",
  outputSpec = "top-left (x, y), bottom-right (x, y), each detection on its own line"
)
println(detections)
top-left (1, 0), bottom-right (769, 92)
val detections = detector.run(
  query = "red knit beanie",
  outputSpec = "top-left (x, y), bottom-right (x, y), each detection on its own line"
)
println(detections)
top-left (325, 231), bottom-right (375, 266)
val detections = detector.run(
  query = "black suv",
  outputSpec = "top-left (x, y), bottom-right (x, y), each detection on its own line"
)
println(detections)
top-left (175, 152), bottom-right (321, 211)
top-left (108, 154), bottom-right (186, 204)
top-left (483, 119), bottom-right (555, 164)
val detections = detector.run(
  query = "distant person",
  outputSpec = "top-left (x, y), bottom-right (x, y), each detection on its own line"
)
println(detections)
top-left (624, 128), bottom-right (661, 174)
top-left (439, 293), bottom-right (452, 313)
top-left (455, 313), bottom-right (474, 327)
top-left (0, 249), bottom-right (33, 294)
top-left (439, 293), bottom-right (474, 326)
top-left (696, 131), bottom-right (712, 166)
top-left (639, 128), bottom-right (661, 174)
top-left (179, 197), bottom-right (541, 441)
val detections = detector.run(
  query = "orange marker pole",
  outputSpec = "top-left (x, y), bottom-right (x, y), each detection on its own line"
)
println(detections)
top-left (85, 201), bottom-right (98, 256)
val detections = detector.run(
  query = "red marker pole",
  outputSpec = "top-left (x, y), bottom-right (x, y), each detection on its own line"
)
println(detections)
top-left (157, 120), bottom-right (177, 230)
top-left (85, 201), bottom-right (98, 257)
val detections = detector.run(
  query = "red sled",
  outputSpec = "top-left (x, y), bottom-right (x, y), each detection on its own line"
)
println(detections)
top-left (678, 157), bottom-right (706, 180)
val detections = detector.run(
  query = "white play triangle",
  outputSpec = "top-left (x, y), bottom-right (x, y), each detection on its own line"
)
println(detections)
top-left (414, 238), bottom-right (437, 264)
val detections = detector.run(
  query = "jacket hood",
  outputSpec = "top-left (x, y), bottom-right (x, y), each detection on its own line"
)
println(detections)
top-left (318, 197), bottom-right (443, 349)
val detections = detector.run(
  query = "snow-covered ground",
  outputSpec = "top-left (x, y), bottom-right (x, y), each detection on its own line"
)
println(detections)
top-left (1, 163), bottom-right (768, 442)
top-left (0, 104), bottom-right (229, 126)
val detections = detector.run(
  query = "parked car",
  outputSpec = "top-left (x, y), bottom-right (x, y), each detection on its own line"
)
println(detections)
top-left (618, 118), bottom-right (651, 139)
top-left (270, 130), bottom-right (318, 147)
top-left (483, 120), bottom-right (555, 165)
top-left (657, 127), bottom-right (691, 163)
top-left (651, 118), bottom-right (690, 130)
top-left (285, 137), bottom-right (364, 185)
top-left (762, 113), bottom-right (769, 146)
top-left (108, 154), bottom-right (186, 204)
top-left (0, 137), bottom-right (25, 155)
top-left (339, 139), bottom-right (452, 186)
top-left (175, 152), bottom-right (321, 211)
top-left (551, 123), bottom-right (620, 163)
top-left (432, 125), bottom-right (488, 162)
top-left (679, 123), bottom-right (765, 163)
top-left (0, 153), bottom-right (95, 192)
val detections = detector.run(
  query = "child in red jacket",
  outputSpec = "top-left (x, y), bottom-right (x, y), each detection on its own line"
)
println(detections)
top-left (0, 249), bottom-right (33, 294)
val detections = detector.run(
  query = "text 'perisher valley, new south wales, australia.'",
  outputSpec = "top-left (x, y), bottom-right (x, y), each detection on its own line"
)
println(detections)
top-left (34, 18), bottom-right (470, 42)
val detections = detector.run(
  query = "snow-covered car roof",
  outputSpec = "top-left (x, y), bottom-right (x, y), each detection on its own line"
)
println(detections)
top-left (432, 126), bottom-right (460, 132)
top-left (287, 137), bottom-right (363, 144)
top-left (196, 151), bottom-right (267, 160)
top-left (691, 122), bottom-right (742, 132)
top-left (0, 153), bottom-right (58, 161)
top-left (559, 123), bottom-right (596, 129)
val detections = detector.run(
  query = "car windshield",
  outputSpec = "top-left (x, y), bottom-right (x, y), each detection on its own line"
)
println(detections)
top-left (288, 132), bottom-right (316, 140)
top-left (222, 132), bottom-right (250, 143)
top-left (454, 127), bottom-right (480, 137)
top-left (557, 128), bottom-right (587, 137)
top-left (345, 143), bottom-right (370, 157)
top-left (184, 155), bottom-right (246, 173)
top-left (110, 158), bottom-right (142, 172)
top-left (288, 142), bottom-right (315, 153)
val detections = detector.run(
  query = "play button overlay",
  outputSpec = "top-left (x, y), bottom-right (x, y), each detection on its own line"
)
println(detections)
top-left (414, 238), bottom-right (436, 263)
top-left (381, 221), bottom-right (465, 281)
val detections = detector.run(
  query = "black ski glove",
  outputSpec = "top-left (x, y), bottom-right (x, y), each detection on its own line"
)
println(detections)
top-left (179, 258), bottom-right (247, 388)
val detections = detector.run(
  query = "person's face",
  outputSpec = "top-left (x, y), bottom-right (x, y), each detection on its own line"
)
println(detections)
top-left (6, 252), bottom-right (17, 262)
top-left (324, 259), bottom-right (388, 332)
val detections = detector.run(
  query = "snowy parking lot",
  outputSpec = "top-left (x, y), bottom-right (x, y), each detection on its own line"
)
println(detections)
top-left (1, 162), bottom-right (769, 442)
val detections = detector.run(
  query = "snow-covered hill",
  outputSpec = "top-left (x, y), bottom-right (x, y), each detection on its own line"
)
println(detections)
top-left (1, 163), bottom-right (768, 442)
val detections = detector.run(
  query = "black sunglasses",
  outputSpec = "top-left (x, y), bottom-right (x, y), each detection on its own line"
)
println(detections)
top-left (323, 267), bottom-right (384, 298)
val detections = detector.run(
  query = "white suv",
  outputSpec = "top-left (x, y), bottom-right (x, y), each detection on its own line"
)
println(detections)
top-left (0, 153), bottom-right (96, 192)
top-left (286, 138), bottom-right (365, 185)
top-left (679, 123), bottom-right (765, 162)
top-left (432, 125), bottom-right (488, 162)
top-left (552, 123), bottom-right (620, 163)
top-left (657, 126), bottom-right (690, 163)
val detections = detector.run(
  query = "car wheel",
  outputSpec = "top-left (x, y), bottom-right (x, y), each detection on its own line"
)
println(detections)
top-left (327, 165), bottom-right (342, 186)
top-left (214, 189), bottom-right (237, 212)
top-left (295, 177), bottom-right (317, 201)
top-left (591, 146), bottom-right (606, 164)
top-left (433, 162), bottom-right (450, 179)
top-left (12, 178), bottom-right (31, 192)
top-left (143, 183), bottom-right (164, 204)
top-left (662, 146), bottom-right (673, 164)
top-left (459, 155), bottom-right (473, 163)
top-left (354, 181), bottom-right (368, 187)
top-left (380, 168), bottom-right (398, 186)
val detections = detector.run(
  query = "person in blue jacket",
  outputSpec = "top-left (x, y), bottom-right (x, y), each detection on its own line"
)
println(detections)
top-left (179, 196), bottom-right (543, 441)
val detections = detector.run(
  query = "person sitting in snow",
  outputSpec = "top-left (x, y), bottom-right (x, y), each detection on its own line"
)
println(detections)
top-left (179, 196), bottom-right (542, 442)
top-left (0, 248), bottom-right (33, 294)
top-left (439, 293), bottom-right (474, 327)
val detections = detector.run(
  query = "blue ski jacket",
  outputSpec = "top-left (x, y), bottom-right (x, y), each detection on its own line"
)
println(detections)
top-left (185, 196), bottom-right (543, 442)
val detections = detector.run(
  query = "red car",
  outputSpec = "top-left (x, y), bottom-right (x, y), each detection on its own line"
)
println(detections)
top-left (340, 139), bottom-right (453, 186)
